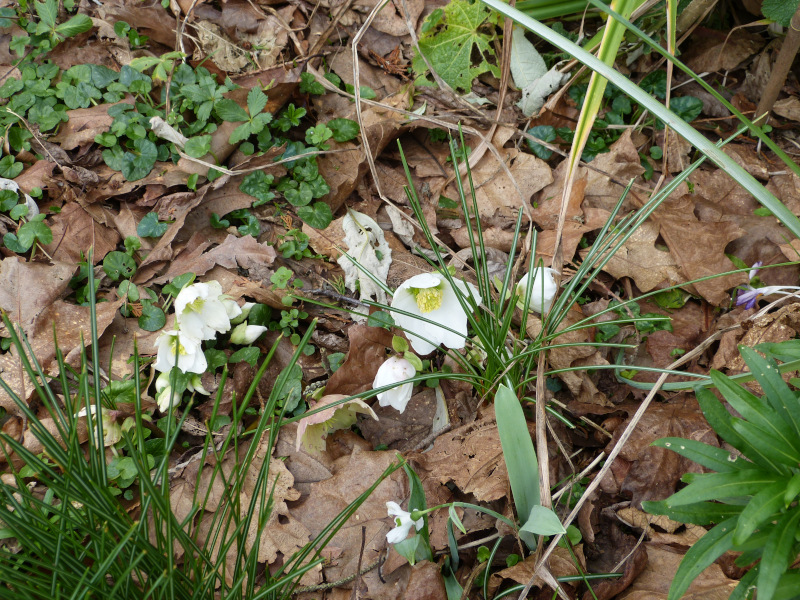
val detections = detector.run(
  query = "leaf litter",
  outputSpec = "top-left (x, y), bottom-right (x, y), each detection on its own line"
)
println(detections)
top-left (2, 0), bottom-right (800, 597)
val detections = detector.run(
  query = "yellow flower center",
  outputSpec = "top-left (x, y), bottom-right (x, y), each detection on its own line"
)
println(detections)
top-left (170, 337), bottom-right (188, 356)
top-left (186, 298), bottom-right (204, 313)
top-left (413, 286), bottom-right (443, 313)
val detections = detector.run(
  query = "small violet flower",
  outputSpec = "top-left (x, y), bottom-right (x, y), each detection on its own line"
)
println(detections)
top-left (175, 281), bottom-right (240, 341)
top-left (373, 356), bottom-right (416, 413)
top-left (154, 329), bottom-right (207, 374)
top-left (734, 262), bottom-right (800, 309)
top-left (386, 501), bottom-right (423, 544)
top-left (391, 272), bottom-right (481, 355)
top-left (230, 322), bottom-right (268, 345)
top-left (517, 267), bottom-right (559, 314)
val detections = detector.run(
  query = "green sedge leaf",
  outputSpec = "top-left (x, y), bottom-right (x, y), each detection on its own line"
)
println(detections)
top-left (757, 508), bottom-right (800, 600)
top-left (667, 518), bottom-right (737, 600)
top-left (653, 437), bottom-right (749, 472)
top-left (665, 470), bottom-right (776, 507)
top-left (740, 345), bottom-right (800, 440)
top-left (733, 480), bottom-right (790, 545)
top-left (642, 500), bottom-right (743, 526)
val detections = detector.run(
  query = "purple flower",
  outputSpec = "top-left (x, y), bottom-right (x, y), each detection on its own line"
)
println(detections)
top-left (735, 285), bottom-right (800, 309)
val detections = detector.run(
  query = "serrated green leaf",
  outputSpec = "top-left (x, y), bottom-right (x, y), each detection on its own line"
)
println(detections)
top-left (762, 0), bottom-right (800, 26)
top-left (215, 98), bottom-right (250, 122)
top-left (55, 13), bottom-right (93, 38)
top-left (667, 518), bottom-right (737, 600)
top-left (665, 470), bottom-right (775, 507)
top-left (653, 438), bottom-right (749, 472)
top-left (247, 86), bottom-right (268, 117)
top-left (35, 0), bottom-right (57, 29)
top-left (327, 118), bottom-right (360, 142)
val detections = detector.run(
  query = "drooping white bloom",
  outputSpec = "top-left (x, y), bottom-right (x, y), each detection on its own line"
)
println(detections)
top-left (373, 356), bottom-right (416, 413)
top-left (76, 405), bottom-right (122, 446)
top-left (154, 329), bottom-right (207, 374)
top-left (155, 370), bottom-right (209, 412)
top-left (390, 272), bottom-right (481, 355)
top-left (230, 302), bottom-right (255, 325)
top-left (517, 267), bottom-right (559, 314)
top-left (174, 281), bottom-right (237, 340)
top-left (230, 322), bottom-right (268, 345)
top-left (386, 501), bottom-right (423, 544)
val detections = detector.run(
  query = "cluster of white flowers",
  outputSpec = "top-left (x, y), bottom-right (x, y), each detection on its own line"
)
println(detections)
top-left (153, 281), bottom-right (267, 411)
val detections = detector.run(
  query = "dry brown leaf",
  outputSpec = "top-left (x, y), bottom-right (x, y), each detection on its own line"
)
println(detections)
top-left (590, 221), bottom-right (683, 293)
top-left (0, 258), bottom-right (76, 334)
top-left (410, 409), bottom-right (510, 503)
top-left (288, 445), bottom-right (407, 586)
top-left (682, 26), bottom-right (765, 72)
top-left (151, 233), bottom-right (277, 285)
top-left (490, 546), bottom-right (584, 593)
top-left (773, 96), bottom-right (800, 122)
top-left (359, 387), bottom-right (437, 451)
top-left (598, 394), bottom-right (717, 505)
top-left (615, 506), bottom-right (706, 546)
top-left (49, 104), bottom-right (116, 150)
top-left (42, 202), bottom-right (120, 264)
top-left (325, 323), bottom-right (394, 397)
top-left (618, 543), bottom-right (737, 600)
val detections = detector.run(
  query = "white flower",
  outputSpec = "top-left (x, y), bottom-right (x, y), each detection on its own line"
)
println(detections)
top-left (230, 322), bottom-right (267, 345)
top-left (155, 371), bottom-right (210, 412)
top-left (76, 405), bottom-right (122, 446)
top-left (174, 281), bottom-right (236, 340)
top-left (230, 302), bottom-right (255, 325)
top-left (154, 330), bottom-right (207, 374)
top-left (390, 272), bottom-right (481, 355)
top-left (386, 501), bottom-right (423, 544)
top-left (517, 267), bottom-right (559, 314)
top-left (373, 357), bottom-right (416, 413)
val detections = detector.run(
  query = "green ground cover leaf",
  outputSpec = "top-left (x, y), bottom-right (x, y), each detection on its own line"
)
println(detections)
top-left (413, 0), bottom-right (500, 92)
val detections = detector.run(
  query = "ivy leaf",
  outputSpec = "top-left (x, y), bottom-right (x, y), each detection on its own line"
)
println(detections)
top-left (229, 346), bottom-right (260, 367)
top-left (17, 219), bottom-right (52, 249)
top-left (121, 138), bottom-right (158, 181)
top-left (327, 118), bottom-right (360, 142)
top-left (297, 201), bottom-right (333, 229)
top-left (299, 72), bottom-right (325, 95)
top-left (526, 125), bottom-right (556, 160)
top-left (138, 303), bottom-right (166, 332)
top-left (183, 135), bottom-right (211, 158)
top-left (0, 156), bottom-right (23, 179)
top-left (413, 0), bottom-right (499, 92)
top-left (240, 171), bottom-right (275, 205)
top-left (670, 96), bottom-right (704, 123)
top-left (103, 251), bottom-right (137, 281)
top-left (137, 212), bottom-right (169, 238)
top-left (3, 232), bottom-right (30, 253)
top-left (0, 190), bottom-right (18, 212)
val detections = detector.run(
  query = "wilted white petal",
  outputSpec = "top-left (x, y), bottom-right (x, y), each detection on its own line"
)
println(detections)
top-left (373, 356), bottom-right (416, 413)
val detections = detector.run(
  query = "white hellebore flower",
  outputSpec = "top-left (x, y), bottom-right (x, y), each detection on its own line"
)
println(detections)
top-left (174, 281), bottom-right (240, 341)
top-left (386, 501), bottom-right (423, 544)
top-left (230, 302), bottom-right (255, 325)
top-left (230, 322), bottom-right (268, 345)
top-left (517, 267), bottom-right (559, 314)
top-left (154, 329), bottom-right (207, 374)
top-left (155, 370), bottom-right (209, 411)
top-left (373, 356), bottom-right (416, 413)
top-left (76, 405), bottom-right (122, 447)
top-left (391, 272), bottom-right (481, 355)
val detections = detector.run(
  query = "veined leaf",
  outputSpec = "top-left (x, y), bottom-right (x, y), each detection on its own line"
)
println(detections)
top-left (757, 508), bottom-right (800, 600)
top-left (740, 346), bottom-right (800, 440)
top-left (55, 14), bottom-right (93, 38)
top-left (666, 470), bottom-right (775, 507)
top-left (214, 98), bottom-right (250, 123)
top-left (733, 480), bottom-right (789, 545)
top-left (652, 438), bottom-right (749, 473)
top-left (247, 87), bottom-right (268, 117)
top-left (642, 500), bottom-right (743, 526)
top-left (667, 518), bottom-right (737, 600)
